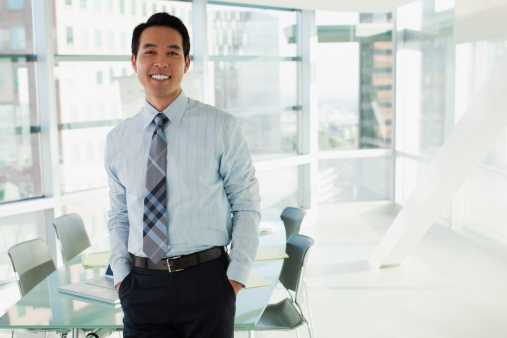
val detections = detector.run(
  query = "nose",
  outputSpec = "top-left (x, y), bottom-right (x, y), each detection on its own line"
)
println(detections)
top-left (154, 56), bottom-right (168, 68)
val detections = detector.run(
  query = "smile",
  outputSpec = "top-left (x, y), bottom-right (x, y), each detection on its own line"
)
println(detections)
top-left (151, 74), bottom-right (171, 80)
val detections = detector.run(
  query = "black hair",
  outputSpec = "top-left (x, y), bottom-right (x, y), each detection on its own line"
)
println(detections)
top-left (131, 12), bottom-right (190, 59)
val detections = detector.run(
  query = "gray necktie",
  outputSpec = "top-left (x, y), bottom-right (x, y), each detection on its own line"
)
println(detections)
top-left (143, 113), bottom-right (169, 263)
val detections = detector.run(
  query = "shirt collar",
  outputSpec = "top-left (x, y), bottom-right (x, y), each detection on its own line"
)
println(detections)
top-left (141, 91), bottom-right (188, 129)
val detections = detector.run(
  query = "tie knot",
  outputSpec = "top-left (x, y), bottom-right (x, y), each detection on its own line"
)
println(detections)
top-left (153, 113), bottom-right (169, 127)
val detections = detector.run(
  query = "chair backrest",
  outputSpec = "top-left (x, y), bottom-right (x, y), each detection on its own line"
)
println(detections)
top-left (8, 238), bottom-right (57, 296)
top-left (53, 213), bottom-right (91, 264)
top-left (280, 207), bottom-right (307, 241)
top-left (279, 234), bottom-right (314, 297)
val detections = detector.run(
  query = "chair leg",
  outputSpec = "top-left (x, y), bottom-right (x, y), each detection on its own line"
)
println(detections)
top-left (304, 282), bottom-right (316, 338)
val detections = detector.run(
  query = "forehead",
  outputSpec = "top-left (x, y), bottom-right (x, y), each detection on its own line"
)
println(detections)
top-left (139, 26), bottom-right (184, 48)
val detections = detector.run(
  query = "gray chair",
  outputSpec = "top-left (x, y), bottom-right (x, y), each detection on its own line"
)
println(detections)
top-left (53, 213), bottom-right (91, 264)
top-left (8, 238), bottom-right (57, 296)
top-left (238, 234), bottom-right (316, 337)
top-left (8, 239), bottom-right (70, 337)
top-left (281, 207), bottom-right (307, 241)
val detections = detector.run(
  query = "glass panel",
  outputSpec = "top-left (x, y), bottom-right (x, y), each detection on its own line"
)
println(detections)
top-left (318, 155), bottom-right (392, 203)
top-left (317, 42), bottom-right (360, 150)
top-left (394, 155), bottom-right (430, 204)
top-left (466, 170), bottom-right (507, 244)
top-left (257, 166), bottom-right (299, 210)
top-left (316, 11), bottom-right (393, 150)
top-left (238, 109), bottom-right (297, 161)
top-left (0, 211), bottom-right (44, 283)
top-left (53, 0), bottom-right (192, 55)
top-left (1, 1), bottom-right (33, 54)
top-left (55, 61), bottom-right (131, 192)
top-left (209, 61), bottom-right (297, 110)
top-left (395, 1), bottom-right (454, 157)
top-left (62, 196), bottom-right (109, 246)
top-left (0, 59), bottom-right (42, 203)
top-left (208, 4), bottom-right (297, 57)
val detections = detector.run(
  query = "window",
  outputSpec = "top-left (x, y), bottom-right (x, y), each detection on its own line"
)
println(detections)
top-left (208, 4), bottom-right (299, 161)
top-left (131, 0), bottom-right (136, 15)
top-left (94, 29), bottom-right (102, 48)
top-left (66, 27), bottom-right (74, 47)
top-left (9, 26), bottom-right (27, 50)
top-left (119, 0), bottom-right (125, 14)
top-left (7, 0), bottom-right (24, 10)
top-left (80, 0), bottom-right (86, 9)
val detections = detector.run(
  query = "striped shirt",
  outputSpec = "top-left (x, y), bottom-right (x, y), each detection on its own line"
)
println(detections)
top-left (105, 92), bottom-right (261, 286)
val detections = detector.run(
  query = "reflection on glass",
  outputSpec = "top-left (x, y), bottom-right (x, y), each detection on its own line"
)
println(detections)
top-left (2, 1), bottom-right (33, 54)
top-left (0, 60), bottom-right (42, 203)
top-left (238, 109), bottom-right (297, 161)
top-left (316, 11), bottom-right (393, 150)
top-left (210, 61), bottom-right (297, 110)
top-left (53, 0), bottom-right (192, 55)
top-left (318, 156), bottom-right (392, 203)
top-left (257, 166), bottom-right (299, 210)
top-left (466, 170), bottom-right (507, 242)
top-left (62, 197), bottom-right (109, 246)
top-left (317, 42), bottom-right (360, 150)
top-left (396, 1), bottom-right (454, 157)
top-left (208, 4), bottom-right (297, 57)
top-left (0, 211), bottom-right (44, 282)
top-left (55, 61), bottom-right (130, 193)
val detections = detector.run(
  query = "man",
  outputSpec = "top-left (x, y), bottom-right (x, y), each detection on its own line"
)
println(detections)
top-left (104, 12), bottom-right (261, 338)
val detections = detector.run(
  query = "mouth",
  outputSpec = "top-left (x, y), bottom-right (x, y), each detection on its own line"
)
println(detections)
top-left (150, 74), bottom-right (171, 80)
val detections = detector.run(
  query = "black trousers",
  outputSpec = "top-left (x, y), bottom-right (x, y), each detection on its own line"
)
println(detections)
top-left (118, 254), bottom-right (236, 338)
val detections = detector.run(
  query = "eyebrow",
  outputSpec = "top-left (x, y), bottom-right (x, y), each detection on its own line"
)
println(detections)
top-left (141, 43), bottom-right (182, 50)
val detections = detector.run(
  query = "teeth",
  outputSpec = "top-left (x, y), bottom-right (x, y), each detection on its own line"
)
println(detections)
top-left (151, 74), bottom-right (170, 80)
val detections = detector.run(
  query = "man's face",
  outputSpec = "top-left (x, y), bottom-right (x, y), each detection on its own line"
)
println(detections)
top-left (131, 26), bottom-right (190, 108)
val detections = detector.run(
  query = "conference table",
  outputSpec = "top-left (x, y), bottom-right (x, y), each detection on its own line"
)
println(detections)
top-left (0, 220), bottom-right (286, 335)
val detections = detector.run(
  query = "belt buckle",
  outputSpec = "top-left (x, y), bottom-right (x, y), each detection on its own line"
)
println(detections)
top-left (167, 256), bottom-right (183, 273)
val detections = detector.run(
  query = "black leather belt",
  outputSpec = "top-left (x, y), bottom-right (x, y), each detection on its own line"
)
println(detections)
top-left (133, 246), bottom-right (225, 272)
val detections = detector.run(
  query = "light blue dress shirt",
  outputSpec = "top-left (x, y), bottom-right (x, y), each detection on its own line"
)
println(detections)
top-left (105, 92), bottom-right (261, 287)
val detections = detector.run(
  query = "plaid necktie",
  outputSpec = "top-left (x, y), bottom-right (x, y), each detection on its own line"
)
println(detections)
top-left (143, 113), bottom-right (169, 263)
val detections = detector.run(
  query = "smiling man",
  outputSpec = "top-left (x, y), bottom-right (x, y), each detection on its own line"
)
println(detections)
top-left (104, 13), bottom-right (261, 338)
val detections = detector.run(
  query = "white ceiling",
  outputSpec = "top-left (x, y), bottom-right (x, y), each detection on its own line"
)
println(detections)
top-left (214, 0), bottom-right (415, 13)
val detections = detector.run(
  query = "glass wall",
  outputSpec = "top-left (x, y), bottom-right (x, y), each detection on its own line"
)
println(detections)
top-left (207, 4), bottom-right (299, 162)
top-left (0, 1), bottom-right (305, 290)
top-left (0, 0), bottom-right (42, 204)
top-left (395, 0), bottom-right (507, 248)
top-left (316, 10), bottom-right (394, 203)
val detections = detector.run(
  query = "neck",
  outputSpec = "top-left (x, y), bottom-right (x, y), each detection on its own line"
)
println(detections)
top-left (146, 90), bottom-right (182, 112)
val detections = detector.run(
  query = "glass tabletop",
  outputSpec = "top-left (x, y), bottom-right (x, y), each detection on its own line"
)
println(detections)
top-left (0, 221), bottom-right (286, 329)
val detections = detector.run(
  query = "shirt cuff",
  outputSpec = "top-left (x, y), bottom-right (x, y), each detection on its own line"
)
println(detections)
top-left (112, 267), bottom-right (132, 286)
top-left (226, 259), bottom-right (252, 288)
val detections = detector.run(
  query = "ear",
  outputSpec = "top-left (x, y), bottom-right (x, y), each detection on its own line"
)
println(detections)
top-left (184, 55), bottom-right (191, 74)
top-left (131, 54), bottom-right (137, 73)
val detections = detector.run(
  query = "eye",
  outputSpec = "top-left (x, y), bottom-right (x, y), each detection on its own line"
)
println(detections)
top-left (145, 51), bottom-right (155, 54)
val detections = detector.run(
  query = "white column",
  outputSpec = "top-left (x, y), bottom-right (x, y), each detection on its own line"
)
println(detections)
top-left (370, 49), bottom-right (507, 268)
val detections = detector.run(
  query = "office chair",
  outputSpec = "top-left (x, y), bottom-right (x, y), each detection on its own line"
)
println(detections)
top-left (280, 207), bottom-right (307, 241)
top-left (237, 234), bottom-right (316, 337)
top-left (8, 239), bottom-right (57, 296)
top-left (53, 213), bottom-right (91, 264)
top-left (8, 239), bottom-right (71, 338)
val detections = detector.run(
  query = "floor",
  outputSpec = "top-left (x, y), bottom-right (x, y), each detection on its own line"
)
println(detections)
top-left (3, 202), bottom-right (507, 337)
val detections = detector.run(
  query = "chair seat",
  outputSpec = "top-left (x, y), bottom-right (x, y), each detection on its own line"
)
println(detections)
top-left (256, 298), bottom-right (304, 330)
